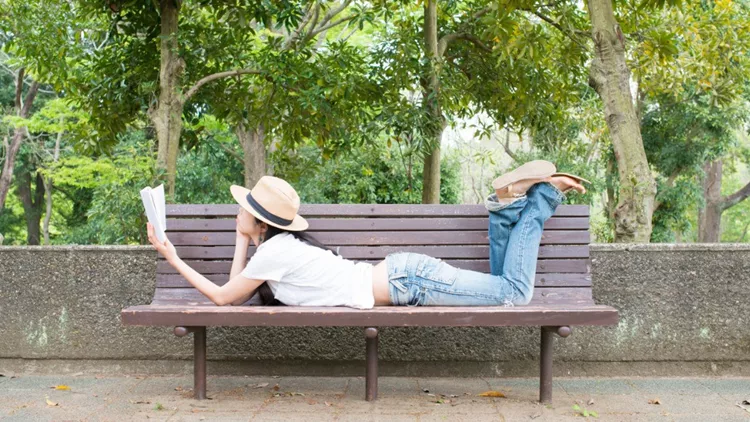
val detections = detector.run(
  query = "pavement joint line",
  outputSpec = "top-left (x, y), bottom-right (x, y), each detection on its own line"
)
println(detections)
top-left (478, 376), bottom-right (504, 416)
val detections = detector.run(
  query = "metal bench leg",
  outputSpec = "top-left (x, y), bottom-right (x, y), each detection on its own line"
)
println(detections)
top-left (194, 327), bottom-right (207, 400)
top-left (539, 326), bottom-right (572, 403)
top-left (175, 326), bottom-right (207, 400)
top-left (365, 327), bottom-right (379, 401)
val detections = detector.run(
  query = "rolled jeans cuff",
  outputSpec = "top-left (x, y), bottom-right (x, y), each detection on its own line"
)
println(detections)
top-left (484, 192), bottom-right (526, 212)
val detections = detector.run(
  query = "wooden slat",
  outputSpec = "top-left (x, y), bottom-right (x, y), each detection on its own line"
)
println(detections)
top-left (149, 286), bottom-right (592, 307)
top-left (167, 230), bottom-right (590, 247)
top-left (156, 272), bottom-right (592, 288)
top-left (121, 304), bottom-right (618, 327)
top-left (167, 243), bottom-right (589, 260)
top-left (158, 245), bottom-right (588, 265)
top-left (165, 217), bottom-right (591, 232)
top-left (156, 258), bottom-right (588, 275)
top-left (165, 204), bottom-right (590, 218)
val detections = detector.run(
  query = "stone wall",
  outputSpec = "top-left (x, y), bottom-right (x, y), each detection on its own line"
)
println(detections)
top-left (1, 244), bottom-right (749, 376)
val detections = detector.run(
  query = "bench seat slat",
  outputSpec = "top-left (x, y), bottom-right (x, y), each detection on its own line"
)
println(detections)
top-left (121, 303), bottom-right (618, 327)
top-left (167, 230), bottom-right (589, 246)
top-left (156, 272), bottom-right (592, 288)
top-left (166, 217), bottom-right (591, 232)
top-left (166, 204), bottom-right (591, 218)
top-left (149, 286), bottom-right (593, 306)
top-left (159, 245), bottom-right (589, 262)
top-left (157, 258), bottom-right (589, 275)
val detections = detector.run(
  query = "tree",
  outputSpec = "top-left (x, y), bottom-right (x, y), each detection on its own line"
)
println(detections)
top-left (630, 0), bottom-right (750, 242)
top-left (77, 0), bottom-right (375, 197)
top-left (584, 0), bottom-right (657, 242)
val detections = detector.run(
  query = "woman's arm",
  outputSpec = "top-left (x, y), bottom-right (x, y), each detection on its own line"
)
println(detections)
top-left (148, 222), bottom-right (263, 306)
top-left (167, 255), bottom-right (264, 306)
top-left (230, 234), bottom-right (250, 279)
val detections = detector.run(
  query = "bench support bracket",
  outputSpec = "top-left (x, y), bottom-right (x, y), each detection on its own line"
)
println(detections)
top-left (365, 327), bottom-right (378, 401)
top-left (175, 326), bottom-right (207, 400)
top-left (539, 325), bottom-right (572, 403)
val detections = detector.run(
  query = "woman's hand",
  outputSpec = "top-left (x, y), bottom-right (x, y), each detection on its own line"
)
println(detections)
top-left (147, 222), bottom-right (178, 262)
top-left (236, 216), bottom-right (251, 243)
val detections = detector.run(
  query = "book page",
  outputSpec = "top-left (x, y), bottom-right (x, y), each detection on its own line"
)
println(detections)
top-left (152, 184), bottom-right (166, 229)
top-left (140, 186), bottom-right (166, 242)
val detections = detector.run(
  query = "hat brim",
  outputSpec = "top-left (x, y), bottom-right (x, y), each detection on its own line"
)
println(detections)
top-left (230, 185), bottom-right (309, 231)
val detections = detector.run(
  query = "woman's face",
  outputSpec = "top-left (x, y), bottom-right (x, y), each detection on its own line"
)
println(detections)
top-left (236, 207), bottom-right (268, 246)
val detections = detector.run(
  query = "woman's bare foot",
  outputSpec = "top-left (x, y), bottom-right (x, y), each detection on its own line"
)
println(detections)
top-left (495, 175), bottom-right (586, 198)
top-left (495, 177), bottom-right (545, 198)
top-left (548, 175), bottom-right (586, 194)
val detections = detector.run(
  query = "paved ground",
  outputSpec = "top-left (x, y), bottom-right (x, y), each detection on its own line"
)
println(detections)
top-left (2, 374), bottom-right (750, 421)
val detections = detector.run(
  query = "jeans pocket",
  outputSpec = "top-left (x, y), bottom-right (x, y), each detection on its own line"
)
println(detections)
top-left (415, 256), bottom-right (459, 286)
top-left (388, 272), bottom-right (409, 293)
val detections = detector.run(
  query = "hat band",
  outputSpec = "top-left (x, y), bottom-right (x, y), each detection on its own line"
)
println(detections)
top-left (246, 192), bottom-right (294, 227)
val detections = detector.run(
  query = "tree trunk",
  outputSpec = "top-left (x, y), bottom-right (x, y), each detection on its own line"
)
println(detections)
top-left (16, 168), bottom-right (45, 245)
top-left (149, 0), bottom-right (185, 201)
top-left (697, 159), bottom-right (723, 242)
top-left (43, 123), bottom-right (63, 245)
top-left (421, 0), bottom-right (444, 204)
top-left (0, 70), bottom-right (40, 211)
top-left (237, 123), bottom-right (267, 188)
top-left (586, 0), bottom-right (657, 243)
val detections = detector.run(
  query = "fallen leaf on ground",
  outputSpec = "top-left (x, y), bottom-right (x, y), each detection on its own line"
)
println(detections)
top-left (324, 401), bottom-right (333, 407)
top-left (45, 396), bottom-right (58, 407)
top-left (253, 383), bottom-right (269, 389)
top-left (478, 391), bottom-right (506, 398)
top-left (306, 399), bottom-right (318, 405)
top-left (51, 385), bottom-right (71, 391)
top-left (587, 398), bottom-right (595, 405)
top-left (648, 398), bottom-right (661, 405)
top-left (288, 392), bottom-right (305, 396)
top-left (743, 400), bottom-right (750, 405)
top-left (422, 388), bottom-right (430, 393)
top-left (426, 393), bottom-right (436, 397)
top-left (272, 384), bottom-right (280, 391)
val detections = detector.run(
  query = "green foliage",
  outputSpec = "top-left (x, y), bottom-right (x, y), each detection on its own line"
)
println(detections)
top-left (274, 140), bottom-right (462, 204)
top-left (39, 131), bottom-right (156, 244)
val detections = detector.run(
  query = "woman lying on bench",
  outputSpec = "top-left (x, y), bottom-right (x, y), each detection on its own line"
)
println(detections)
top-left (147, 159), bottom-right (589, 308)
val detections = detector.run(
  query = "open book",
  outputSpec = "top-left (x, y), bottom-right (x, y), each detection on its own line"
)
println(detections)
top-left (140, 184), bottom-right (167, 242)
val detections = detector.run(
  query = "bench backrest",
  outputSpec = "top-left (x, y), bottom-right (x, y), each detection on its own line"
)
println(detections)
top-left (155, 204), bottom-right (592, 306)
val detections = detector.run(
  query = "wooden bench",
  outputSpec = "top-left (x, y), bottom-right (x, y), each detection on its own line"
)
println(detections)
top-left (121, 203), bottom-right (618, 402)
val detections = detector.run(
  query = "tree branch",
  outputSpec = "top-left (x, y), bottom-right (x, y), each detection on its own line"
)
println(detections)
top-left (721, 180), bottom-right (750, 211)
top-left (214, 141), bottom-right (245, 165)
top-left (501, 130), bottom-right (519, 162)
top-left (307, 14), bottom-right (356, 40)
top-left (21, 82), bottom-right (40, 118)
top-left (14, 68), bottom-right (24, 112)
top-left (518, 8), bottom-right (588, 50)
top-left (438, 32), bottom-right (492, 57)
top-left (284, 2), bottom-right (317, 48)
top-left (314, 0), bottom-right (353, 32)
top-left (184, 69), bottom-right (261, 101)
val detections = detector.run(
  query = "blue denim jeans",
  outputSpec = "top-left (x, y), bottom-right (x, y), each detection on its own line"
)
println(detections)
top-left (385, 181), bottom-right (566, 306)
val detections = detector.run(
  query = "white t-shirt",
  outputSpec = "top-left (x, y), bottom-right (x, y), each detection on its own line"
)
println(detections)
top-left (241, 232), bottom-right (374, 309)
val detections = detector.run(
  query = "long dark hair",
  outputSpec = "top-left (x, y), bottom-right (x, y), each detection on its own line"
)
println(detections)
top-left (253, 216), bottom-right (340, 306)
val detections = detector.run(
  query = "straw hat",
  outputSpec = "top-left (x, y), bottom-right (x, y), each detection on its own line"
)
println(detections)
top-left (230, 176), bottom-right (309, 231)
